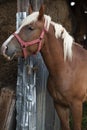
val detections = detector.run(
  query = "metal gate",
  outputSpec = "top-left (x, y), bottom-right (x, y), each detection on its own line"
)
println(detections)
top-left (16, 0), bottom-right (60, 130)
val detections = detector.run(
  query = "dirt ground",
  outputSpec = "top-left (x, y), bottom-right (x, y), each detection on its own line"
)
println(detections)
top-left (0, 0), bottom-right (17, 90)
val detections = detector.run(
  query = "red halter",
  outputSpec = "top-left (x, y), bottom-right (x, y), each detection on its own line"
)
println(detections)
top-left (13, 28), bottom-right (46, 58)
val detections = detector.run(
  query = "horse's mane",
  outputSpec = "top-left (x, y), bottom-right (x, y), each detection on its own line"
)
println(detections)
top-left (18, 12), bottom-right (74, 61)
top-left (51, 21), bottom-right (74, 61)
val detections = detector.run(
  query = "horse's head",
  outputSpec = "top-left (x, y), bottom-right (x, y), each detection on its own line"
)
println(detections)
top-left (1, 5), bottom-right (48, 60)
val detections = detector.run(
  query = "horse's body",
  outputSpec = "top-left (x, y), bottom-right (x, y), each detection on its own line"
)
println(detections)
top-left (1, 6), bottom-right (87, 130)
top-left (41, 24), bottom-right (87, 130)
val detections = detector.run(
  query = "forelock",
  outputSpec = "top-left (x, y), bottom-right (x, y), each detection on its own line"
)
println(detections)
top-left (15, 12), bottom-right (51, 34)
top-left (21, 12), bottom-right (39, 27)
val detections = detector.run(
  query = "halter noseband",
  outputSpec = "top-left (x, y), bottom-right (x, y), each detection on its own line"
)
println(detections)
top-left (13, 28), bottom-right (46, 58)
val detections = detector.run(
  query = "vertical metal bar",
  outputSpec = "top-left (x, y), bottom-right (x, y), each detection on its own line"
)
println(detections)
top-left (30, 0), bottom-right (43, 11)
top-left (16, 1), bottom-right (36, 130)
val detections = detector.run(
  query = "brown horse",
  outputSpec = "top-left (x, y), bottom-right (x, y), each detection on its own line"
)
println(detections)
top-left (1, 5), bottom-right (87, 130)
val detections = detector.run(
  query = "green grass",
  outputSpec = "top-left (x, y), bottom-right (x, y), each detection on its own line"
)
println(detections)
top-left (82, 103), bottom-right (87, 130)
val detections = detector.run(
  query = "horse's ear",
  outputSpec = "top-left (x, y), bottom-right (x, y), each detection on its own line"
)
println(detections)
top-left (28, 4), bottom-right (33, 14)
top-left (38, 4), bottom-right (45, 21)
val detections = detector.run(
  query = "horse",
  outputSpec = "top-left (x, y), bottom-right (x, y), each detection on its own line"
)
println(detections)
top-left (1, 5), bottom-right (87, 130)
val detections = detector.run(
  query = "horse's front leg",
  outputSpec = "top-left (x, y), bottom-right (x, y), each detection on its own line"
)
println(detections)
top-left (70, 100), bottom-right (82, 130)
top-left (54, 102), bottom-right (71, 130)
top-left (47, 77), bottom-right (71, 130)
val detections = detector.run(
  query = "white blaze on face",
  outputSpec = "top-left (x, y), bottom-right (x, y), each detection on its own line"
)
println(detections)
top-left (2, 35), bottom-right (14, 47)
top-left (1, 34), bottom-right (15, 59)
top-left (1, 34), bottom-right (14, 60)
top-left (2, 24), bottom-right (23, 48)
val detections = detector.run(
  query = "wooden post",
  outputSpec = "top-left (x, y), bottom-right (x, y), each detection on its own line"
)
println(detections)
top-left (0, 88), bottom-right (15, 130)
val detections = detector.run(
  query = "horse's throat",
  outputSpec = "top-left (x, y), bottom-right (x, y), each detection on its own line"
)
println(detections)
top-left (41, 35), bottom-right (64, 74)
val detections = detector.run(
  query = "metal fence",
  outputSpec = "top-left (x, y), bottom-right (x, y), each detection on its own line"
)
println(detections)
top-left (16, 0), bottom-right (60, 130)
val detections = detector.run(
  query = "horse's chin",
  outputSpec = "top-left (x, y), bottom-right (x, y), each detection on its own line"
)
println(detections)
top-left (9, 52), bottom-right (17, 60)
top-left (4, 52), bottom-right (16, 61)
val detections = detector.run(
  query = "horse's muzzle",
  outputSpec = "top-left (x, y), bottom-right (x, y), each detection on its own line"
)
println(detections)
top-left (1, 45), bottom-right (12, 60)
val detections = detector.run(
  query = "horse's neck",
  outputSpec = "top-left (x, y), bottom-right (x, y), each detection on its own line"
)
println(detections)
top-left (41, 24), bottom-right (64, 74)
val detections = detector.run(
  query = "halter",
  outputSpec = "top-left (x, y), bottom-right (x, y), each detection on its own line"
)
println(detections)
top-left (13, 28), bottom-right (46, 58)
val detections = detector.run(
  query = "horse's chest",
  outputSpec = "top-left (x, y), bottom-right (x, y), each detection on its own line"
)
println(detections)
top-left (55, 91), bottom-right (68, 105)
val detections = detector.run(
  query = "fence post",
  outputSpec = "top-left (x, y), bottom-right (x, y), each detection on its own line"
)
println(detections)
top-left (16, 0), bottom-right (60, 130)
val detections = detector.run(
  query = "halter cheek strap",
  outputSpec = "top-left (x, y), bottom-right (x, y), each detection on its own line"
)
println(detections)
top-left (13, 28), bottom-right (46, 58)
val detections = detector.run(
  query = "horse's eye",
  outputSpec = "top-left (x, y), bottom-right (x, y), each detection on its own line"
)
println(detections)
top-left (28, 26), bottom-right (34, 30)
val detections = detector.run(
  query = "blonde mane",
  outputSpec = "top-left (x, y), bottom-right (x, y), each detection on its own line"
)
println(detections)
top-left (17, 12), bottom-right (74, 61)
top-left (51, 22), bottom-right (74, 61)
